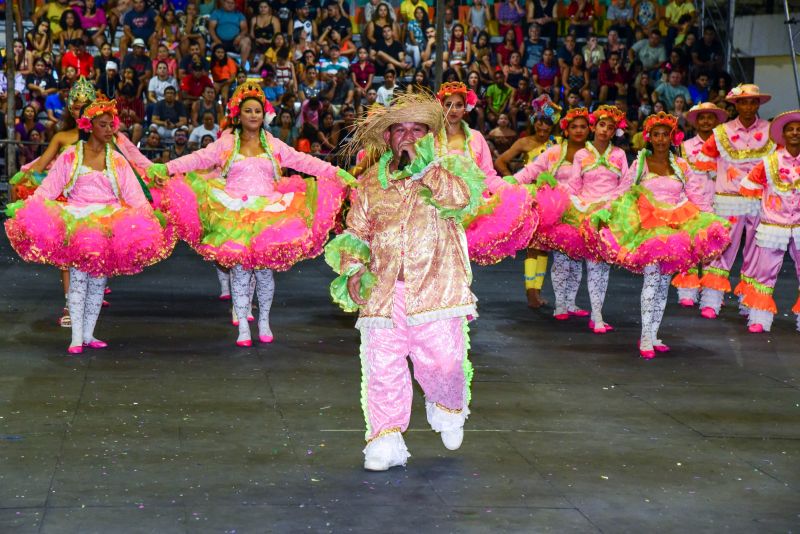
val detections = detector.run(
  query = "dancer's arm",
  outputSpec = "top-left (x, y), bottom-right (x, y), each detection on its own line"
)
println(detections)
top-left (166, 134), bottom-right (230, 175)
top-left (25, 130), bottom-right (72, 173)
top-left (611, 148), bottom-right (632, 198)
top-left (115, 154), bottom-right (150, 209)
top-left (270, 133), bottom-right (339, 180)
top-left (470, 129), bottom-right (506, 192)
top-left (513, 146), bottom-right (550, 185)
top-left (114, 132), bottom-right (154, 175)
top-left (32, 148), bottom-right (75, 200)
top-left (684, 162), bottom-right (714, 211)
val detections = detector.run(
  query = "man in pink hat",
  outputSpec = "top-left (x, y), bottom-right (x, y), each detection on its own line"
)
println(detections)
top-left (671, 102), bottom-right (729, 306)
top-left (694, 84), bottom-right (776, 318)
top-left (736, 110), bottom-right (800, 333)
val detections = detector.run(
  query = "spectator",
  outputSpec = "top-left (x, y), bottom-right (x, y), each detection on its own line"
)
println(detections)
top-left (189, 111), bottom-right (220, 149)
top-left (375, 69), bottom-right (397, 107)
top-left (421, 24), bottom-right (445, 73)
top-left (158, 9), bottom-right (182, 55)
top-left (120, 0), bottom-right (159, 59)
top-left (663, 0), bottom-right (696, 51)
top-left (62, 65), bottom-right (79, 89)
top-left (466, 70), bottom-right (486, 131)
top-left (35, 0), bottom-right (70, 38)
top-left (485, 70), bottom-right (513, 126)
top-left (45, 80), bottom-right (69, 134)
top-left (94, 42), bottom-right (115, 82)
top-left (61, 39), bottom-right (94, 79)
top-left (58, 9), bottom-right (84, 51)
top-left (293, 2), bottom-right (317, 43)
top-left (448, 24), bottom-right (471, 79)
top-left (210, 45), bottom-right (239, 101)
top-left (400, 0), bottom-right (428, 23)
top-left (557, 34), bottom-right (578, 73)
top-left (122, 38), bottom-right (154, 87)
top-left (148, 61), bottom-right (178, 104)
top-left (152, 85), bottom-right (188, 140)
top-left (19, 128), bottom-right (46, 166)
top-left (118, 66), bottom-right (146, 144)
top-left (372, 24), bottom-right (407, 76)
top-left (364, 0), bottom-right (395, 27)
top-left (405, 6), bottom-right (429, 69)
top-left (441, 7), bottom-right (458, 54)
top-left (96, 60), bottom-right (120, 98)
top-left (691, 27), bottom-right (724, 75)
top-left (263, 72), bottom-right (287, 105)
top-left (664, 49), bottom-right (689, 84)
top-left (228, 69), bottom-right (250, 98)
top-left (16, 105), bottom-right (46, 144)
top-left (356, 86), bottom-right (378, 116)
top-left (365, 3), bottom-right (398, 50)
top-left (634, 72), bottom-right (654, 118)
top-left (532, 48), bottom-right (559, 99)
top-left (179, 3), bottom-right (209, 58)
top-left (351, 47), bottom-right (375, 101)
top-left (319, 27), bottom-right (356, 61)
top-left (273, 47), bottom-right (298, 93)
top-left (487, 113), bottom-right (517, 158)
top-left (13, 39), bottom-right (34, 78)
top-left (673, 94), bottom-right (689, 129)
top-left (139, 129), bottom-right (165, 162)
top-left (630, 30), bottom-right (667, 78)
top-left (270, 109), bottom-right (300, 146)
top-left (264, 32), bottom-right (287, 66)
top-left (1, 51), bottom-right (27, 109)
top-left (498, 0), bottom-right (525, 47)
top-left (192, 86), bottom-right (223, 126)
top-left (471, 31), bottom-right (493, 84)
top-left (179, 40), bottom-right (211, 80)
top-left (633, 0), bottom-right (661, 36)
top-left (605, 29), bottom-right (627, 59)
top-left (562, 53), bottom-right (591, 107)
top-left (298, 66), bottom-right (330, 101)
top-left (331, 105), bottom-right (357, 157)
top-left (688, 70), bottom-right (710, 104)
top-left (598, 51), bottom-right (630, 103)
top-left (606, 0), bottom-right (634, 45)
top-left (522, 24), bottom-right (548, 71)
top-left (583, 34), bottom-right (606, 76)
top-left (164, 126), bottom-right (192, 160)
top-left (406, 68), bottom-right (430, 93)
top-left (496, 28), bottom-right (521, 69)
top-left (319, 1), bottom-right (352, 40)
top-left (271, 0), bottom-right (295, 34)
top-left (504, 52), bottom-right (529, 87)
top-left (27, 20), bottom-right (54, 60)
top-left (316, 111), bottom-right (336, 152)
top-left (209, 0), bottom-right (252, 67)
top-left (76, 0), bottom-right (107, 48)
top-left (527, 0), bottom-right (558, 49)
top-left (251, 1), bottom-right (281, 55)
top-left (294, 32), bottom-right (316, 66)
top-left (152, 44), bottom-right (179, 79)
top-left (329, 69), bottom-right (354, 116)
top-left (25, 57), bottom-right (58, 111)
top-left (465, 0), bottom-right (489, 42)
top-left (567, 0), bottom-right (594, 41)
top-left (508, 77), bottom-right (533, 127)
top-left (200, 134), bottom-right (215, 148)
top-left (319, 45), bottom-right (350, 80)
top-left (652, 70), bottom-right (692, 111)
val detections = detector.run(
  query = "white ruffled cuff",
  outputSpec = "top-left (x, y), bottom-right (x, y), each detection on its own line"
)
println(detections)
top-left (425, 401), bottom-right (469, 432)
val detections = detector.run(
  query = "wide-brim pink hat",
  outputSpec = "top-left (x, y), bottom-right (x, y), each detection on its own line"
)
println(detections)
top-left (725, 83), bottom-right (771, 104)
top-left (769, 110), bottom-right (800, 146)
top-left (685, 102), bottom-right (728, 127)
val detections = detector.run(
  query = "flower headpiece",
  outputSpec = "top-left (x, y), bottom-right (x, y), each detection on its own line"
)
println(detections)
top-left (76, 97), bottom-right (119, 132)
top-left (224, 80), bottom-right (276, 129)
top-left (68, 76), bottom-right (96, 108)
top-left (591, 105), bottom-right (627, 137)
top-left (559, 107), bottom-right (591, 131)
top-left (642, 111), bottom-right (684, 145)
top-left (531, 94), bottom-right (562, 125)
top-left (436, 82), bottom-right (479, 112)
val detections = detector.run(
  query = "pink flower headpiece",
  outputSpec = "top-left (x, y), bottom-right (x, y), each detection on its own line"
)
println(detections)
top-left (77, 98), bottom-right (120, 132)
top-left (436, 82), bottom-right (479, 112)
top-left (642, 111), bottom-right (683, 145)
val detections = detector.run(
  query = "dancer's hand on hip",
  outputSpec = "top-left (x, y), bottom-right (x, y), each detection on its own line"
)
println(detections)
top-left (347, 266), bottom-right (368, 307)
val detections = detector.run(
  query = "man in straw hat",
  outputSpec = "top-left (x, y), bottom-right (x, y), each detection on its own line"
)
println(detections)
top-left (671, 102), bottom-right (729, 307)
top-left (324, 92), bottom-right (484, 471)
top-left (694, 84), bottom-right (776, 319)
top-left (736, 110), bottom-right (800, 333)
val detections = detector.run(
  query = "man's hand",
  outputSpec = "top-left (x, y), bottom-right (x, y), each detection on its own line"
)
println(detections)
top-left (346, 266), bottom-right (368, 306)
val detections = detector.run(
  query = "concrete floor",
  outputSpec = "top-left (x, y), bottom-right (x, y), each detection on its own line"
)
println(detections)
top-left (1, 237), bottom-right (799, 534)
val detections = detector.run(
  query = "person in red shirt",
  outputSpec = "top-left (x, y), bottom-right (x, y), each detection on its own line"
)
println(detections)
top-left (61, 39), bottom-right (94, 79)
top-left (180, 61), bottom-right (214, 106)
top-left (567, 0), bottom-right (595, 40)
top-left (598, 51), bottom-right (630, 103)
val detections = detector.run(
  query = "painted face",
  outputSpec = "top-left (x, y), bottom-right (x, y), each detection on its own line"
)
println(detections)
top-left (567, 117), bottom-right (590, 143)
top-left (91, 113), bottom-right (116, 144)
top-left (594, 118), bottom-right (616, 142)
top-left (240, 99), bottom-right (265, 131)
top-left (734, 97), bottom-right (760, 121)
top-left (533, 119), bottom-right (551, 137)
top-left (385, 122), bottom-right (429, 160)
top-left (648, 124), bottom-right (672, 151)
top-left (443, 94), bottom-right (466, 124)
top-left (783, 121), bottom-right (800, 147)
top-left (695, 111), bottom-right (719, 132)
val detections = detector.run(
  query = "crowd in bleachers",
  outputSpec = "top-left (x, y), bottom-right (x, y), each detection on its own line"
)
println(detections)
top-left (2, 0), bottom-right (734, 168)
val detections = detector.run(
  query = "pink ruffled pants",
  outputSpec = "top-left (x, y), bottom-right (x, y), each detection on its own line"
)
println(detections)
top-left (707, 214), bottom-right (760, 278)
top-left (744, 239), bottom-right (800, 330)
top-left (360, 282), bottom-right (469, 441)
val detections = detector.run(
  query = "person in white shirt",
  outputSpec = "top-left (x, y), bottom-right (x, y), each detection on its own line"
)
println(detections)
top-left (147, 61), bottom-right (178, 103)
top-left (375, 69), bottom-right (396, 107)
top-left (188, 110), bottom-right (220, 150)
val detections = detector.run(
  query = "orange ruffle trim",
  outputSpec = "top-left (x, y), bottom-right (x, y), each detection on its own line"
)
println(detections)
top-left (637, 194), bottom-right (699, 230)
top-left (700, 271), bottom-right (731, 293)
top-left (739, 186), bottom-right (762, 199)
top-left (793, 293), bottom-right (800, 314)
top-left (672, 271), bottom-right (701, 289)
top-left (738, 281), bottom-right (778, 313)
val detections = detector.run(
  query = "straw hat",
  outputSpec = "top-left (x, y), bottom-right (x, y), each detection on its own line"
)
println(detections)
top-left (725, 83), bottom-right (771, 104)
top-left (768, 109), bottom-right (800, 146)
top-left (685, 102), bottom-right (728, 127)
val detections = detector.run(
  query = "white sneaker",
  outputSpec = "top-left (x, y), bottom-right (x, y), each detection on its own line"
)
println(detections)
top-left (363, 432), bottom-right (410, 471)
top-left (425, 401), bottom-right (468, 451)
top-left (440, 427), bottom-right (464, 450)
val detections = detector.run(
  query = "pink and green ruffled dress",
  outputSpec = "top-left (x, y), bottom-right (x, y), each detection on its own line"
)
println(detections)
top-left (583, 150), bottom-right (731, 274)
top-left (5, 142), bottom-right (174, 277)
top-left (160, 128), bottom-right (352, 271)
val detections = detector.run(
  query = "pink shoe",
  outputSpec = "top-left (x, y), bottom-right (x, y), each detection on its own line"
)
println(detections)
top-left (102, 300), bottom-right (110, 308)
top-left (259, 335), bottom-right (274, 343)
top-left (748, 323), bottom-right (764, 333)
top-left (247, 315), bottom-right (255, 322)
top-left (67, 345), bottom-right (83, 354)
top-left (554, 313), bottom-right (569, 320)
top-left (639, 349), bottom-right (656, 359)
top-left (83, 340), bottom-right (108, 349)
top-left (679, 298), bottom-right (695, 308)
top-left (236, 339), bottom-right (252, 347)
top-left (104, 287), bottom-right (112, 295)
top-left (588, 320), bottom-right (613, 334)
top-left (219, 294), bottom-right (231, 301)
top-left (654, 343), bottom-right (671, 352)
top-left (700, 307), bottom-right (717, 319)
top-left (568, 309), bottom-right (589, 317)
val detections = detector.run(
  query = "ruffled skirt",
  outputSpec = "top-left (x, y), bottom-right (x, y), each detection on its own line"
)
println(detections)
top-left (464, 184), bottom-right (538, 265)
top-left (530, 184), bottom-right (606, 261)
top-left (158, 171), bottom-right (346, 271)
top-left (583, 185), bottom-right (731, 274)
top-left (4, 197), bottom-right (175, 277)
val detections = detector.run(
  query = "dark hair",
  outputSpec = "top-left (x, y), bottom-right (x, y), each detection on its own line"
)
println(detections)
top-left (60, 9), bottom-right (82, 30)
top-left (211, 44), bottom-right (229, 67)
top-left (164, 85), bottom-right (177, 93)
top-left (232, 96), bottom-right (266, 131)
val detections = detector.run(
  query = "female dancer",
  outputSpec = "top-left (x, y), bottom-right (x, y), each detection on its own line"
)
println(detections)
top-left (152, 82), bottom-right (353, 346)
top-left (585, 113), bottom-right (730, 357)
top-left (514, 106), bottom-right (591, 318)
top-left (535, 105), bottom-right (630, 333)
top-left (434, 81), bottom-right (537, 266)
top-left (5, 99), bottom-right (173, 354)
top-left (671, 102), bottom-right (728, 306)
